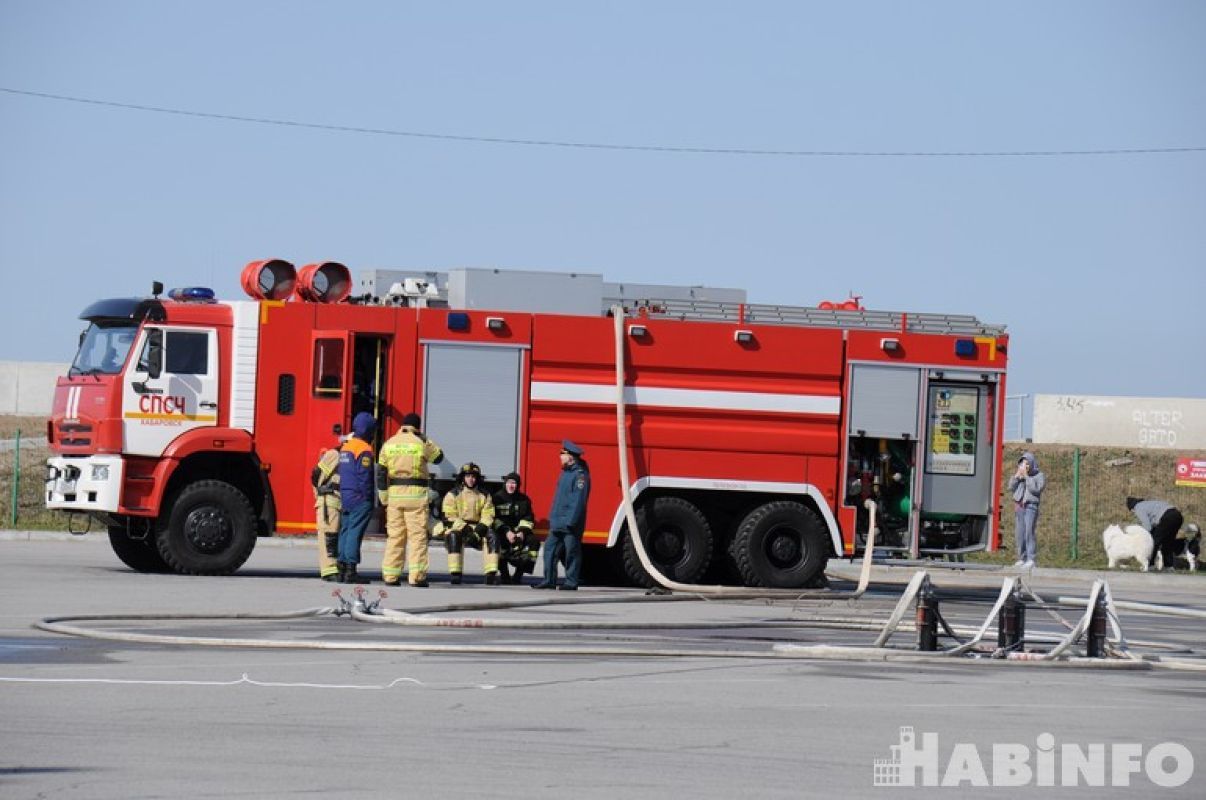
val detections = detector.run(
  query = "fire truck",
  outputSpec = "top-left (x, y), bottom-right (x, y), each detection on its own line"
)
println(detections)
top-left (45, 260), bottom-right (1009, 587)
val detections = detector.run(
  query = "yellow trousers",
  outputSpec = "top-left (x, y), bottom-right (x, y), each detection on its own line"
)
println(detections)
top-left (316, 501), bottom-right (340, 578)
top-left (383, 500), bottom-right (430, 585)
top-left (446, 524), bottom-right (500, 576)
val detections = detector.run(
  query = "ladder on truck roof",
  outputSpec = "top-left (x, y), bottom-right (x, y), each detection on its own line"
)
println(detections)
top-left (623, 298), bottom-right (1007, 337)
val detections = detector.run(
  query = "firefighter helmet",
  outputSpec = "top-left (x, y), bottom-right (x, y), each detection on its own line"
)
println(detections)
top-left (457, 462), bottom-right (482, 482)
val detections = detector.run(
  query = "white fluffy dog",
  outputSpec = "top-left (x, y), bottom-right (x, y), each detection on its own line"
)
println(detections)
top-left (1102, 524), bottom-right (1154, 571)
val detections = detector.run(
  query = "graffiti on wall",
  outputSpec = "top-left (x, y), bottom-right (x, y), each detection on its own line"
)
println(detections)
top-left (1033, 395), bottom-right (1206, 450)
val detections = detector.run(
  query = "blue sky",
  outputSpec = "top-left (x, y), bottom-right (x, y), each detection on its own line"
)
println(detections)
top-left (2, 1), bottom-right (1203, 399)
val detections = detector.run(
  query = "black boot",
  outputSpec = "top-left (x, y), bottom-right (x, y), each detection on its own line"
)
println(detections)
top-left (485, 572), bottom-right (499, 586)
top-left (450, 573), bottom-right (462, 585)
top-left (343, 563), bottom-right (370, 584)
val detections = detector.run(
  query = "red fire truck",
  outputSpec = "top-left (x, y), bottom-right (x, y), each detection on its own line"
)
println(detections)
top-left (46, 260), bottom-right (1009, 587)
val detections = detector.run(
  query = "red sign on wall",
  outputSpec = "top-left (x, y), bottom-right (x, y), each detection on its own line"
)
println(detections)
top-left (1175, 458), bottom-right (1206, 488)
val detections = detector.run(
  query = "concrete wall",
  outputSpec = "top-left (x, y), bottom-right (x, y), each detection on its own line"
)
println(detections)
top-left (1033, 394), bottom-right (1206, 450)
top-left (0, 361), bottom-right (69, 416)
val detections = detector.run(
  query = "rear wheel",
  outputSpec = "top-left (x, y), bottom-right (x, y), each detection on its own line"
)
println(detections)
top-left (108, 525), bottom-right (170, 573)
top-left (156, 480), bottom-right (257, 575)
top-left (622, 497), bottom-right (713, 586)
top-left (731, 501), bottom-right (828, 588)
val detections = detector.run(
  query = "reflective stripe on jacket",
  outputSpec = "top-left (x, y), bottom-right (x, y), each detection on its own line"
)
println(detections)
top-left (313, 448), bottom-right (342, 511)
top-left (378, 426), bottom-right (443, 502)
top-left (443, 486), bottom-right (495, 528)
top-left (338, 437), bottom-right (375, 507)
top-left (491, 489), bottom-right (535, 532)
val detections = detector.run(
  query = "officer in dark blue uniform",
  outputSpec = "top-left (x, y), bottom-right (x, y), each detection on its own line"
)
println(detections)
top-left (534, 440), bottom-right (591, 591)
top-left (337, 411), bottom-right (377, 584)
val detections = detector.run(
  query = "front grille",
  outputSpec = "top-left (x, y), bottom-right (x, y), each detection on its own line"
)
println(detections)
top-left (58, 422), bottom-right (93, 447)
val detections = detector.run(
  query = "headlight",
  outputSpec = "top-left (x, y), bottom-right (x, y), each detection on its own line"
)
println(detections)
top-left (91, 464), bottom-right (110, 481)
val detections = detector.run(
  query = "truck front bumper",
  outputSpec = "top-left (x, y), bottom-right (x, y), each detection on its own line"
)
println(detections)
top-left (45, 455), bottom-right (124, 513)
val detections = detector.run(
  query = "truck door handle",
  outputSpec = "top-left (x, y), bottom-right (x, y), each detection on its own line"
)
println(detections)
top-left (200, 401), bottom-right (218, 409)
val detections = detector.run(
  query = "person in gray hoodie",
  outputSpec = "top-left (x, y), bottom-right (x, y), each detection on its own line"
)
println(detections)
top-left (1008, 451), bottom-right (1046, 568)
top-left (1126, 497), bottom-right (1184, 570)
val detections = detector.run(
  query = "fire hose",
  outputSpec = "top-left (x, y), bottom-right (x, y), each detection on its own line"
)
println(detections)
top-left (34, 575), bottom-right (1206, 669)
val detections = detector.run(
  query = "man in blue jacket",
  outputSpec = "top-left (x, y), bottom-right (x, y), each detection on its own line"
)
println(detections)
top-left (533, 440), bottom-right (591, 591)
top-left (337, 411), bottom-right (377, 584)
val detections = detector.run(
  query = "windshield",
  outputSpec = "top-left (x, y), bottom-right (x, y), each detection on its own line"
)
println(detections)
top-left (70, 323), bottom-right (139, 376)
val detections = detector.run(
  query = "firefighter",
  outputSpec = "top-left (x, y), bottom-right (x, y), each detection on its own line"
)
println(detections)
top-left (491, 471), bottom-right (538, 584)
top-left (441, 462), bottom-right (498, 584)
top-left (377, 412), bottom-right (444, 587)
top-left (336, 411), bottom-right (377, 584)
top-left (533, 440), bottom-right (590, 591)
top-left (311, 438), bottom-right (342, 582)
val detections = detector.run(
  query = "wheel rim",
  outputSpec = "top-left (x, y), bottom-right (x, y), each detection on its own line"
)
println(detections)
top-left (184, 505), bottom-right (234, 554)
top-left (649, 525), bottom-right (686, 564)
top-left (765, 523), bottom-right (803, 568)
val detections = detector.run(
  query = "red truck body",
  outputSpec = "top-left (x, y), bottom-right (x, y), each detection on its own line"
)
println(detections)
top-left (46, 264), bottom-right (1008, 586)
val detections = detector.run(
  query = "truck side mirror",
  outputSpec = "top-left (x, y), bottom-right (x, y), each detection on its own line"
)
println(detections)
top-left (145, 328), bottom-right (163, 379)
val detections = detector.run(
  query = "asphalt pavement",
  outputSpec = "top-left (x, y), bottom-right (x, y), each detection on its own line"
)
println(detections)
top-left (2, 532), bottom-right (1204, 799)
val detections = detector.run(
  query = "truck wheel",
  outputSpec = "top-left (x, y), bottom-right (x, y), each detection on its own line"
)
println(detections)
top-left (622, 497), bottom-right (713, 587)
top-left (732, 501), bottom-right (828, 588)
top-left (156, 480), bottom-right (257, 575)
top-left (108, 525), bottom-right (170, 573)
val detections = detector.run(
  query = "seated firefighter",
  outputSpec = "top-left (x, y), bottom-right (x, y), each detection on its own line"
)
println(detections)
top-left (491, 471), bottom-right (538, 584)
top-left (440, 463), bottom-right (498, 584)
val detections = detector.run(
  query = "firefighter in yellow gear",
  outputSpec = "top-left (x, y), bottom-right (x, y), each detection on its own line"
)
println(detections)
top-left (441, 462), bottom-right (499, 584)
top-left (312, 444), bottom-right (342, 581)
top-left (376, 412), bottom-right (444, 587)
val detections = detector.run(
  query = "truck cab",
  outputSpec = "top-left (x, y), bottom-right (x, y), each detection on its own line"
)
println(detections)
top-left (46, 290), bottom-right (265, 575)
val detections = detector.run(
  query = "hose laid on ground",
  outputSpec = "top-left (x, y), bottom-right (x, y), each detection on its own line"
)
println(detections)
top-left (365, 606), bottom-right (831, 631)
top-left (872, 570), bottom-right (930, 647)
top-left (35, 581), bottom-right (1199, 668)
top-left (609, 305), bottom-right (875, 599)
top-left (944, 576), bottom-right (1020, 656)
top-left (33, 606), bottom-right (1157, 668)
top-left (1040, 579), bottom-right (1104, 660)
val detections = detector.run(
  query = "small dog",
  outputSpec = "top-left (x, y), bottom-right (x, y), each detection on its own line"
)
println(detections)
top-left (1102, 524), bottom-right (1153, 571)
top-left (1155, 523), bottom-right (1201, 572)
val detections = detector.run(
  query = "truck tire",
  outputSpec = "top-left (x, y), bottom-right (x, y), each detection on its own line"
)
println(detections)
top-left (731, 501), bottom-right (828, 588)
top-left (622, 497), bottom-right (713, 587)
top-left (156, 480), bottom-right (257, 575)
top-left (108, 525), bottom-right (171, 573)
